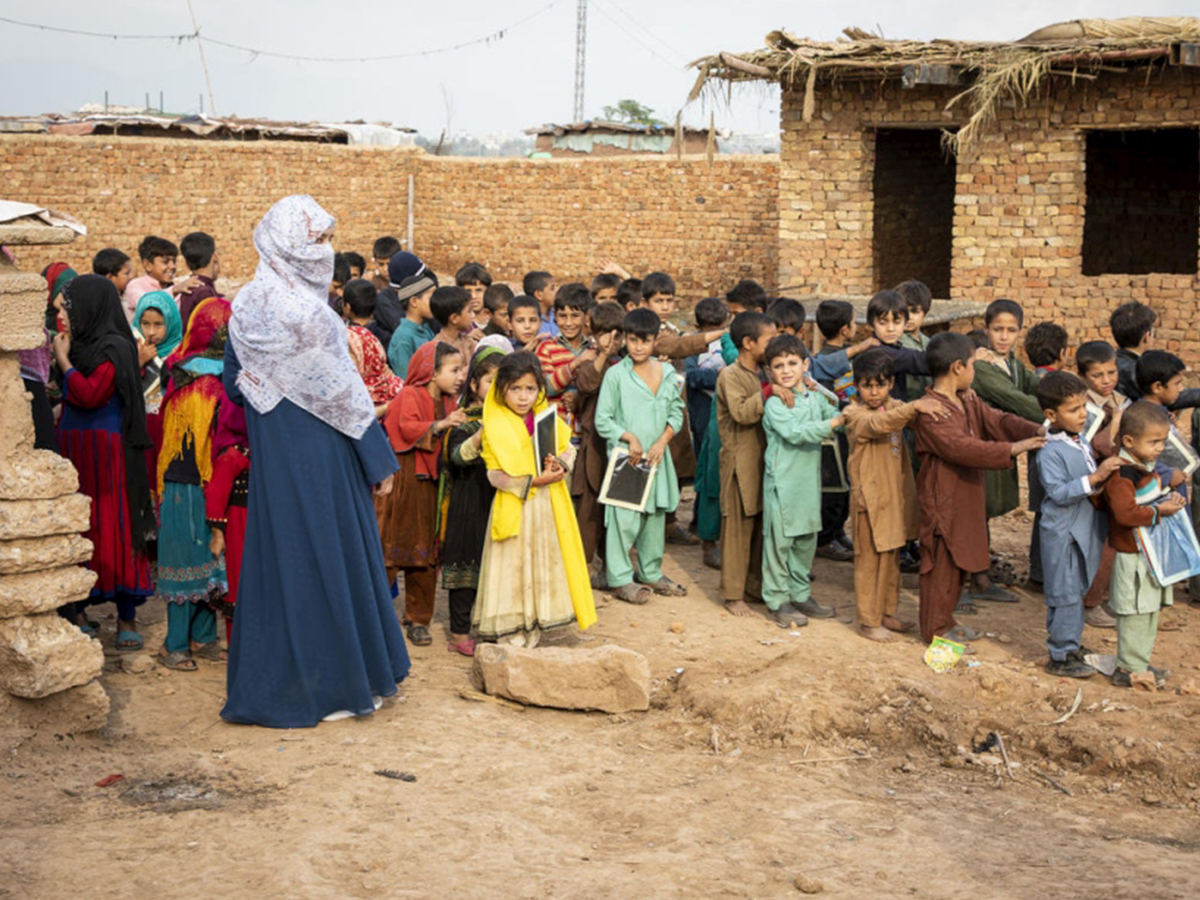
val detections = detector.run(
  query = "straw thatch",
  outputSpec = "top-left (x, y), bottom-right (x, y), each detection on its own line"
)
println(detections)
top-left (690, 17), bottom-right (1200, 152)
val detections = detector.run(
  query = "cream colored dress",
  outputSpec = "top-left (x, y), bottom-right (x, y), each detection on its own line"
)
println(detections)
top-left (473, 449), bottom-right (578, 644)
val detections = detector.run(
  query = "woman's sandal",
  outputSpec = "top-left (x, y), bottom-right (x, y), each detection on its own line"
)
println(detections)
top-left (156, 649), bottom-right (197, 672)
top-left (611, 584), bottom-right (651, 605)
top-left (447, 638), bottom-right (476, 657)
top-left (116, 630), bottom-right (144, 652)
top-left (407, 624), bottom-right (433, 646)
top-left (192, 641), bottom-right (227, 662)
top-left (646, 577), bottom-right (687, 597)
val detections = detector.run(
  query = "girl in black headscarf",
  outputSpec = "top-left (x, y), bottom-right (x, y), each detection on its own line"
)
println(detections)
top-left (53, 274), bottom-right (155, 650)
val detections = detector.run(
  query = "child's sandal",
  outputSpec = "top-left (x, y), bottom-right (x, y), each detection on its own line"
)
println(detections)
top-left (646, 577), bottom-right (687, 597)
top-left (611, 584), bottom-right (651, 605)
top-left (156, 649), bottom-right (197, 672)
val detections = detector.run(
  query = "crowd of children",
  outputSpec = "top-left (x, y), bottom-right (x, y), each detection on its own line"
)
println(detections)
top-left (31, 219), bottom-right (1200, 702)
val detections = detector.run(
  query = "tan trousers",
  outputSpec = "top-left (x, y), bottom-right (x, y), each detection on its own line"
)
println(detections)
top-left (720, 489), bottom-right (763, 602)
top-left (853, 510), bottom-right (900, 628)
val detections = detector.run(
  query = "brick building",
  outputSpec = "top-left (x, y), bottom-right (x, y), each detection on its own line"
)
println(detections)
top-left (693, 17), bottom-right (1200, 360)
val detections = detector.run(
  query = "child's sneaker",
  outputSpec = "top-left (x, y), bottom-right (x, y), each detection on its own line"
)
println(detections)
top-left (1046, 657), bottom-right (1096, 679)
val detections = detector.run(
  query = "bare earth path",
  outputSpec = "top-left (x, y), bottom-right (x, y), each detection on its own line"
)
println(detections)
top-left (2, 510), bottom-right (1198, 899)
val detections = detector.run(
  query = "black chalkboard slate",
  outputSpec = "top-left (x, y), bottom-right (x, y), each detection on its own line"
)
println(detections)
top-left (599, 447), bottom-right (657, 513)
top-left (533, 407), bottom-right (559, 473)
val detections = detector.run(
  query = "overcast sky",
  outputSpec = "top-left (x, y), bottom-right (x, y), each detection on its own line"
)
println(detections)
top-left (1, 1), bottom-right (1194, 136)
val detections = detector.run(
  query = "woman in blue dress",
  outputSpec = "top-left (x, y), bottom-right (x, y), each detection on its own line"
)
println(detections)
top-left (220, 195), bottom-right (410, 728)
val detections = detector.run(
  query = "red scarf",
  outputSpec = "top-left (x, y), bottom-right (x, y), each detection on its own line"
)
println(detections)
top-left (383, 341), bottom-right (457, 479)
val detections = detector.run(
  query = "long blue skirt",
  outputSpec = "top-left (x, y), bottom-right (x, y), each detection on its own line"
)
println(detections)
top-left (220, 346), bottom-right (408, 728)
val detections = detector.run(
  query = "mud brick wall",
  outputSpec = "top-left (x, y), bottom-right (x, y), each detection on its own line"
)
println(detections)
top-left (779, 66), bottom-right (1200, 368)
top-left (0, 136), bottom-right (778, 302)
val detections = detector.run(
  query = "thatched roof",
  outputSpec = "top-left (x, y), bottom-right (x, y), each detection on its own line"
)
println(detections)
top-left (690, 17), bottom-right (1200, 152)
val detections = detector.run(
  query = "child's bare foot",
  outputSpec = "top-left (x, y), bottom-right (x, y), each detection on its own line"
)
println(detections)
top-left (859, 625), bottom-right (896, 643)
top-left (724, 598), bottom-right (753, 617)
top-left (882, 615), bottom-right (914, 634)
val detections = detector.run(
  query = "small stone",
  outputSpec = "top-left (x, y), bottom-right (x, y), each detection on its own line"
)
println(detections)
top-left (1143, 794), bottom-right (1162, 805)
top-left (669, 622), bottom-right (684, 634)
top-left (120, 653), bottom-right (155, 675)
top-left (996, 633), bottom-right (1014, 645)
top-left (1177, 678), bottom-right (1200, 696)
top-left (793, 873), bottom-right (824, 894)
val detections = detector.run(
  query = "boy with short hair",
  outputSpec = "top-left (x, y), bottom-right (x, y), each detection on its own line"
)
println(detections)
top-left (329, 252), bottom-right (351, 314)
top-left (759, 333), bottom-right (842, 628)
top-left (92, 248), bottom-right (132, 302)
top-left (481, 283), bottom-right (514, 337)
top-left (813, 299), bottom-right (860, 563)
top-left (843, 348), bottom-right (943, 641)
top-left (177, 231), bottom-right (221, 330)
top-left (864, 290), bottom-right (929, 397)
top-left (456, 262), bottom-right (493, 330)
top-left (686, 297), bottom-right (730, 567)
top-left (595, 308), bottom-right (686, 603)
top-left (1036, 371), bottom-right (1123, 677)
top-left (725, 279), bottom-right (768, 314)
top-left (616, 278), bottom-right (643, 313)
top-left (896, 279), bottom-right (934, 406)
top-left (1105, 401), bottom-right (1187, 687)
top-left (123, 235), bottom-right (189, 318)
top-left (1026, 322), bottom-right (1069, 374)
top-left (508, 295), bottom-right (545, 354)
top-left (591, 272), bottom-right (621, 303)
top-left (537, 283), bottom-right (596, 418)
top-left (372, 236), bottom-right (403, 290)
top-left (343, 277), bottom-right (387, 346)
top-left (573, 302), bottom-right (626, 577)
top-left (523, 270), bottom-right (559, 338)
top-left (913, 332), bottom-right (1045, 645)
top-left (386, 270), bottom-right (438, 378)
top-left (427, 285), bottom-right (479, 362)
top-left (767, 298), bottom-right (806, 335)
top-left (716, 311), bottom-right (782, 615)
top-left (344, 251), bottom-right (366, 280)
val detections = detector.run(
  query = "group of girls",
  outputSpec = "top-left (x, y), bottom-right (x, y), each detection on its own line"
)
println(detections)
top-left (46, 264), bottom-right (243, 671)
top-left (374, 337), bottom-right (597, 655)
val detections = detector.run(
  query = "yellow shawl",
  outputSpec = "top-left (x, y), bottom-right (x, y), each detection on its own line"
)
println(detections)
top-left (481, 381), bottom-right (596, 630)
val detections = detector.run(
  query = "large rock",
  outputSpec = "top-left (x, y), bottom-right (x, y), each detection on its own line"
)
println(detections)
top-left (474, 644), bottom-right (651, 713)
top-left (0, 494), bottom-right (91, 540)
top-left (0, 613), bottom-right (105, 698)
top-left (0, 273), bottom-right (47, 351)
top-left (0, 566), bottom-right (97, 618)
top-left (0, 680), bottom-right (109, 738)
top-left (0, 450), bottom-right (79, 500)
top-left (0, 534), bottom-right (92, 575)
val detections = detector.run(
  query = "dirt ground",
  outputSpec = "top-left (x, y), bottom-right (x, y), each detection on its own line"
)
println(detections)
top-left (3, 506), bottom-right (1200, 900)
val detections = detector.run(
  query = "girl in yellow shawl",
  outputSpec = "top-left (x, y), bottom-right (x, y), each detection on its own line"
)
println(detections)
top-left (474, 351), bottom-right (596, 646)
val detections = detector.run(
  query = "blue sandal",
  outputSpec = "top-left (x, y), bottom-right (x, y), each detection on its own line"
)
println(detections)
top-left (116, 630), bottom-right (144, 652)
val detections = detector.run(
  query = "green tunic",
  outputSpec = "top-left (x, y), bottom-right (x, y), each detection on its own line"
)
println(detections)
top-left (594, 357), bottom-right (685, 514)
top-left (762, 390), bottom-right (839, 538)
top-left (973, 354), bottom-right (1042, 518)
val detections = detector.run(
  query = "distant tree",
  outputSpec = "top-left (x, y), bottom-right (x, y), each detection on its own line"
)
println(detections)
top-left (601, 99), bottom-right (665, 127)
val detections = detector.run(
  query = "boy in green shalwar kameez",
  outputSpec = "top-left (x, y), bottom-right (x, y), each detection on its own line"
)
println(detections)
top-left (595, 308), bottom-right (687, 604)
top-left (760, 334), bottom-right (844, 628)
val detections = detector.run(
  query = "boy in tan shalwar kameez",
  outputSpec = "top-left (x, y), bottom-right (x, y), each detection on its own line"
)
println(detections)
top-left (715, 312), bottom-right (780, 615)
top-left (843, 349), bottom-right (944, 641)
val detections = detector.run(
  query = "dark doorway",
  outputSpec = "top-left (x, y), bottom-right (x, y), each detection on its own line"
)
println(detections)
top-left (1082, 129), bottom-right (1199, 276)
top-left (872, 128), bottom-right (956, 298)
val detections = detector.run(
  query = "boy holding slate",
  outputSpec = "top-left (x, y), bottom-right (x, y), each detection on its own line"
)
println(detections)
top-left (595, 309), bottom-right (687, 604)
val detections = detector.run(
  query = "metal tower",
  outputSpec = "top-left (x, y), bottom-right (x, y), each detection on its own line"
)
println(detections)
top-left (573, 0), bottom-right (587, 121)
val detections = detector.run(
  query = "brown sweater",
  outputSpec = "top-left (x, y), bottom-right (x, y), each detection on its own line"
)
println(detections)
top-left (1103, 465), bottom-right (1163, 553)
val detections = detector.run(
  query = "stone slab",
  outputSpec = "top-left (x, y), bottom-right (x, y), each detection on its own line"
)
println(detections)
top-left (0, 494), bottom-right (91, 540)
top-left (0, 612), bottom-right (105, 698)
top-left (0, 534), bottom-right (92, 575)
top-left (0, 680), bottom-right (109, 738)
top-left (473, 643), bottom-right (651, 713)
top-left (0, 566), bottom-right (97, 618)
top-left (0, 272), bottom-right (50, 351)
top-left (0, 450), bottom-right (79, 500)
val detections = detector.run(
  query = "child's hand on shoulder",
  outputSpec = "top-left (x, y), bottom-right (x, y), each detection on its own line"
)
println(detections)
top-left (767, 384), bottom-right (795, 408)
top-left (1010, 436), bottom-right (1046, 457)
top-left (1090, 455), bottom-right (1122, 486)
top-left (847, 336), bottom-right (880, 358)
top-left (913, 396), bottom-right (947, 418)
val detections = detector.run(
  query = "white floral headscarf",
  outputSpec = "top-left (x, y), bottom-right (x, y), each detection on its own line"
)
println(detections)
top-left (229, 195), bottom-right (376, 438)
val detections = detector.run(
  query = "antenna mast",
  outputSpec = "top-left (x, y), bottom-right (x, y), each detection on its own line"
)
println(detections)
top-left (573, 0), bottom-right (587, 121)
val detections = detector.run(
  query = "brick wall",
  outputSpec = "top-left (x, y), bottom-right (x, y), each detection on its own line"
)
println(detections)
top-left (779, 66), bottom-right (1200, 366)
top-left (0, 136), bottom-right (778, 302)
